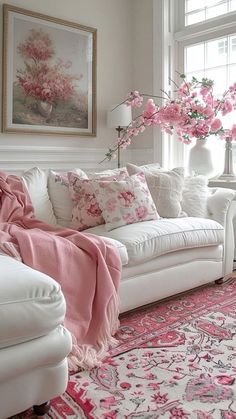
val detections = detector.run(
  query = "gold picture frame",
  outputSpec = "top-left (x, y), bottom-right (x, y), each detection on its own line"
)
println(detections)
top-left (2, 4), bottom-right (97, 136)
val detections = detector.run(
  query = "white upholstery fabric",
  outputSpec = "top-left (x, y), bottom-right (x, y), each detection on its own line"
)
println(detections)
top-left (87, 167), bottom-right (129, 178)
top-left (0, 328), bottom-right (71, 419)
top-left (0, 254), bottom-right (66, 348)
top-left (127, 164), bottom-right (185, 218)
top-left (48, 169), bottom-right (88, 227)
top-left (85, 217), bottom-right (224, 265)
top-left (122, 245), bottom-right (223, 279)
top-left (22, 167), bottom-right (57, 225)
top-left (119, 257), bottom-right (223, 313)
top-left (181, 175), bottom-right (209, 217)
top-left (97, 236), bottom-right (128, 265)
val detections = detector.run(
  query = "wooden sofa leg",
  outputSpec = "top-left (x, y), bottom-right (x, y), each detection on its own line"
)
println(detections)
top-left (215, 278), bottom-right (224, 284)
top-left (33, 401), bottom-right (50, 415)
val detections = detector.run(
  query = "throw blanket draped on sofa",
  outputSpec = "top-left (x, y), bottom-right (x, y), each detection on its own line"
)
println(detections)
top-left (0, 171), bottom-right (122, 370)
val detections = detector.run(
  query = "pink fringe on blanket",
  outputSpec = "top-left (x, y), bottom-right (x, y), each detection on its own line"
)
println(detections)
top-left (0, 171), bottom-right (122, 370)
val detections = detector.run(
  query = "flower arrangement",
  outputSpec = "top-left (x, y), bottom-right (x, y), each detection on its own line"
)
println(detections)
top-left (104, 74), bottom-right (236, 162)
top-left (16, 29), bottom-right (82, 106)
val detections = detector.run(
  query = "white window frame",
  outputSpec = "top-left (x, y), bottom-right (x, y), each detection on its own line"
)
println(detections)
top-left (154, 0), bottom-right (236, 169)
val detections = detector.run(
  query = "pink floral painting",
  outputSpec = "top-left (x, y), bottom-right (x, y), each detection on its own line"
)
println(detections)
top-left (3, 5), bottom-right (96, 135)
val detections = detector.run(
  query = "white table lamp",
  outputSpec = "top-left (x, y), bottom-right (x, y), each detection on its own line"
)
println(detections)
top-left (107, 104), bottom-right (132, 168)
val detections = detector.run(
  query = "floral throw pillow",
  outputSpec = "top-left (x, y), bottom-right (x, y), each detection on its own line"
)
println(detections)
top-left (68, 171), bottom-right (128, 231)
top-left (92, 172), bottom-right (159, 231)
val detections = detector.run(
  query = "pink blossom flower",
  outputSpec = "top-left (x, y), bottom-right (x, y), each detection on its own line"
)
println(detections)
top-left (210, 118), bottom-right (222, 132)
top-left (222, 99), bottom-right (233, 115)
top-left (230, 124), bottom-right (236, 139)
top-left (104, 74), bottom-right (236, 162)
top-left (126, 91), bottom-right (143, 107)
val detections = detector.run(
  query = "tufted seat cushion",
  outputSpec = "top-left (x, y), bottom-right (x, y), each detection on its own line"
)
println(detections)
top-left (85, 217), bottom-right (224, 265)
top-left (0, 254), bottom-right (66, 349)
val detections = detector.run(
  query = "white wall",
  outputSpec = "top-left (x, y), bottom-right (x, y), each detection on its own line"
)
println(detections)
top-left (131, 0), bottom-right (154, 151)
top-left (0, 0), bottom-right (135, 171)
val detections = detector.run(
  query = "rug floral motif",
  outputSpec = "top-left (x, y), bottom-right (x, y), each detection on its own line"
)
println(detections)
top-left (15, 279), bottom-right (236, 418)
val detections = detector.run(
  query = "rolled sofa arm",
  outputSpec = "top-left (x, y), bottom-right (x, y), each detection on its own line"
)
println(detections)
top-left (207, 187), bottom-right (236, 276)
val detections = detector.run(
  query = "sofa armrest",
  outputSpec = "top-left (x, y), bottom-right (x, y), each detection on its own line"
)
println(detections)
top-left (207, 187), bottom-right (236, 275)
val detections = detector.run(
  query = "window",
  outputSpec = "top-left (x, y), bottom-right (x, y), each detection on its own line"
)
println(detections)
top-left (173, 0), bottom-right (236, 171)
top-left (185, 0), bottom-right (236, 26)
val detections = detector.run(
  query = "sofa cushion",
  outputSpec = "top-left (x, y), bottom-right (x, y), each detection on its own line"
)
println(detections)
top-left (0, 254), bottom-right (66, 349)
top-left (85, 217), bottom-right (224, 265)
top-left (97, 236), bottom-right (128, 266)
top-left (22, 167), bottom-right (57, 226)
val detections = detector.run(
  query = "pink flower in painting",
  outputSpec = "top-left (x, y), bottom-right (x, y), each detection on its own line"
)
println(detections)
top-left (118, 191), bottom-right (135, 207)
top-left (135, 205), bottom-right (148, 220)
top-left (17, 29), bottom-right (54, 61)
top-left (16, 29), bottom-right (81, 107)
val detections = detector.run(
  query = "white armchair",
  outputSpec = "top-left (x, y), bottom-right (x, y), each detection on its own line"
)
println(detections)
top-left (0, 254), bottom-right (72, 419)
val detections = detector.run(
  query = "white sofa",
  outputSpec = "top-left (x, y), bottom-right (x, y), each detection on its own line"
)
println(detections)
top-left (23, 166), bottom-right (236, 314)
top-left (1, 166), bottom-right (236, 418)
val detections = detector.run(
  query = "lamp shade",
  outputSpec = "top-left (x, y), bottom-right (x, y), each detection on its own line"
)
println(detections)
top-left (107, 104), bottom-right (132, 128)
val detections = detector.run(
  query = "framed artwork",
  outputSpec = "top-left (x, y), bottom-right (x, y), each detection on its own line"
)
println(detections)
top-left (2, 4), bottom-right (97, 136)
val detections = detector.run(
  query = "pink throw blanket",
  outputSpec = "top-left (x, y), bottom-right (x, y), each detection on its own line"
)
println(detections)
top-left (0, 171), bottom-right (122, 370)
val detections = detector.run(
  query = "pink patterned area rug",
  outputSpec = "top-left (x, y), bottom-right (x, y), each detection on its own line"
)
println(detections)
top-left (15, 279), bottom-right (236, 419)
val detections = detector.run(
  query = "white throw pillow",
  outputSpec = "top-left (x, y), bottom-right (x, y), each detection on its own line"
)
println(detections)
top-left (48, 168), bottom-right (88, 227)
top-left (127, 163), bottom-right (185, 218)
top-left (22, 167), bottom-right (57, 225)
top-left (181, 175), bottom-right (209, 218)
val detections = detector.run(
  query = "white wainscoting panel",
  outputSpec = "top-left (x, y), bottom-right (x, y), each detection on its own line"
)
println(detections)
top-left (0, 146), bottom-right (153, 174)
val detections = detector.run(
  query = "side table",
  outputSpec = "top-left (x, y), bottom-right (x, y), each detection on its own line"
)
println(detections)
top-left (208, 178), bottom-right (236, 267)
